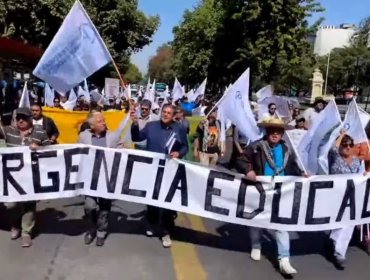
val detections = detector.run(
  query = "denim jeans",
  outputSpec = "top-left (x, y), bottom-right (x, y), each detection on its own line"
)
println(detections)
top-left (250, 227), bottom-right (290, 258)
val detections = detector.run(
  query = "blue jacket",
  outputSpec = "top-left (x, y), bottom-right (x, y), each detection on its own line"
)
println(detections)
top-left (131, 120), bottom-right (188, 158)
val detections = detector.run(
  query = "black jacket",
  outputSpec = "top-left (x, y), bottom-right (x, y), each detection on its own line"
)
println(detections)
top-left (235, 138), bottom-right (302, 176)
top-left (41, 116), bottom-right (59, 140)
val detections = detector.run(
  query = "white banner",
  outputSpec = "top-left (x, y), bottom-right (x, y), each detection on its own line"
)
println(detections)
top-left (104, 78), bottom-right (120, 98)
top-left (2, 145), bottom-right (370, 232)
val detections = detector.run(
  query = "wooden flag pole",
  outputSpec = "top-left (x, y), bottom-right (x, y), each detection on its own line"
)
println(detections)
top-left (111, 59), bottom-right (134, 113)
top-left (111, 59), bottom-right (126, 89)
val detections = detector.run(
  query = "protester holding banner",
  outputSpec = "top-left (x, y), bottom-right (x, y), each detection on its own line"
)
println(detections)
top-left (2, 108), bottom-right (50, 248)
top-left (130, 104), bottom-right (188, 248)
top-left (31, 104), bottom-right (59, 144)
top-left (236, 117), bottom-right (304, 275)
top-left (78, 112), bottom-right (124, 246)
top-left (327, 131), bottom-right (366, 269)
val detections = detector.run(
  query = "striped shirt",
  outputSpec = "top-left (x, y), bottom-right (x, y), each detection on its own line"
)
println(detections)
top-left (0, 125), bottom-right (50, 147)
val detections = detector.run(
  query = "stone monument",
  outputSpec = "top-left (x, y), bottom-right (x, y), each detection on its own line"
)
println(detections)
top-left (310, 68), bottom-right (324, 103)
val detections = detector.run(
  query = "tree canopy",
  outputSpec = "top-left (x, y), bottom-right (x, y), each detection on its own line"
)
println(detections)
top-left (171, 0), bottom-right (323, 94)
top-left (316, 16), bottom-right (370, 96)
top-left (125, 63), bottom-right (143, 84)
top-left (0, 0), bottom-right (160, 71)
top-left (147, 44), bottom-right (174, 85)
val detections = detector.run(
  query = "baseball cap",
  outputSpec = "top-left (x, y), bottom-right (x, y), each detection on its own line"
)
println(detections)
top-left (15, 108), bottom-right (31, 117)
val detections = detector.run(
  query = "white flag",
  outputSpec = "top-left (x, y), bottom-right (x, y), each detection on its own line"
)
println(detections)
top-left (298, 100), bottom-right (341, 175)
top-left (44, 83), bottom-right (55, 107)
top-left (161, 85), bottom-right (169, 99)
top-left (144, 79), bottom-right (155, 102)
top-left (123, 84), bottom-right (132, 100)
top-left (19, 82), bottom-right (30, 108)
top-left (217, 103), bottom-right (232, 142)
top-left (172, 78), bottom-right (184, 102)
top-left (78, 86), bottom-right (90, 103)
top-left (283, 130), bottom-right (307, 174)
top-left (83, 79), bottom-right (88, 91)
top-left (256, 85), bottom-right (273, 102)
top-left (218, 68), bottom-right (262, 142)
top-left (192, 106), bottom-right (206, 117)
top-left (186, 89), bottom-right (194, 100)
top-left (33, 1), bottom-right (112, 94)
top-left (358, 107), bottom-right (370, 129)
top-left (189, 78), bottom-right (207, 102)
top-left (61, 88), bottom-right (77, 110)
top-left (342, 100), bottom-right (368, 144)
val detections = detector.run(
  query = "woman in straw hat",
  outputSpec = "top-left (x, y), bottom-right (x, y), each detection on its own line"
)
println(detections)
top-left (236, 117), bottom-right (305, 275)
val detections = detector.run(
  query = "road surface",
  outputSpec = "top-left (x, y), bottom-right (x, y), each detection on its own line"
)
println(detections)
top-left (0, 198), bottom-right (369, 280)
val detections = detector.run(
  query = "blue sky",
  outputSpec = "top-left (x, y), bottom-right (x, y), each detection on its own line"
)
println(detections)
top-left (132, 0), bottom-right (369, 74)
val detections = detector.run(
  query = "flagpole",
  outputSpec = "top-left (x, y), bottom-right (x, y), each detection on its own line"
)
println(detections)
top-left (76, 0), bottom-right (127, 99)
top-left (111, 59), bottom-right (127, 91)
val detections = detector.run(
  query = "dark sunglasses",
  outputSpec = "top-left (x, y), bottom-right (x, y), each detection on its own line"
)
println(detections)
top-left (16, 115), bottom-right (29, 121)
top-left (141, 107), bottom-right (149, 111)
top-left (340, 143), bottom-right (354, 148)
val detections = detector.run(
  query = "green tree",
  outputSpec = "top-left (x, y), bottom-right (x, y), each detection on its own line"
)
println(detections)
top-left (352, 16), bottom-right (370, 48)
top-left (147, 44), bottom-right (174, 84)
top-left (172, 0), bottom-right (323, 94)
top-left (316, 16), bottom-right (370, 96)
top-left (0, 0), bottom-right (160, 71)
top-left (125, 63), bottom-right (143, 84)
top-left (317, 46), bottom-right (370, 96)
top-left (172, 0), bottom-right (223, 87)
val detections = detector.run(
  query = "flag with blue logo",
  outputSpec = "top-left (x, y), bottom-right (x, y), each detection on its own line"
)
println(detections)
top-left (33, 0), bottom-right (112, 94)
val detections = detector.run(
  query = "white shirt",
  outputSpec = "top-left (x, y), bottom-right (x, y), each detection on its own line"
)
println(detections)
top-left (303, 108), bottom-right (320, 129)
top-left (33, 118), bottom-right (43, 126)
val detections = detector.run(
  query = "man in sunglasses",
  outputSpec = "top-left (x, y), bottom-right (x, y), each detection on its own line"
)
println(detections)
top-left (1, 108), bottom-right (50, 248)
top-left (236, 117), bottom-right (305, 275)
top-left (134, 99), bottom-right (159, 150)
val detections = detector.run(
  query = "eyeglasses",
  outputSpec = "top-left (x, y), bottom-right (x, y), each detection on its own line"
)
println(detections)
top-left (16, 115), bottom-right (28, 121)
top-left (340, 143), bottom-right (354, 148)
top-left (141, 107), bottom-right (149, 111)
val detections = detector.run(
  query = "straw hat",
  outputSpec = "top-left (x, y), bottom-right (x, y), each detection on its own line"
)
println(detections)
top-left (257, 117), bottom-right (292, 130)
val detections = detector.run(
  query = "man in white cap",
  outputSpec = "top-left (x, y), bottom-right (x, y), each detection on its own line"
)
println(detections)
top-left (236, 117), bottom-right (305, 275)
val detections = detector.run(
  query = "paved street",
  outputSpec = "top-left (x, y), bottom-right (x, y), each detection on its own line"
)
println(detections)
top-left (0, 198), bottom-right (369, 280)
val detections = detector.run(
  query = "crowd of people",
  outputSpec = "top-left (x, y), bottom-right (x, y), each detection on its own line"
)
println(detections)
top-left (0, 82), bottom-right (369, 277)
